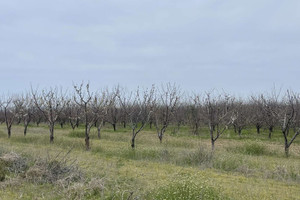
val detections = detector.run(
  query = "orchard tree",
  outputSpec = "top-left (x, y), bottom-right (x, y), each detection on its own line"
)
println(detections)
top-left (188, 95), bottom-right (203, 135)
top-left (250, 95), bottom-right (265, 134)
top-left (280, 91), bottom-right (300, 157)
top-left (74, 83), bottom-right (94, 150)
top-left (32, 107), bottom-right (44, 127)
top-left (118, 86), bottom-right (155, 148)
top-left (92, 90), bottom-right (109, 139)
top-left (32, 87), bottom-right (67, 143)
top-left (154, 83), bottom-right (180, 143)
top-left (1, 96), bottom-right (18, 138)
top-left (171, 102), bottom-right (187, 134)
top-left (14, 94), bottom-right (34, 136)
top-left (106, 86), bottom-right (121, 131)
top-left (204, 92), bottom-right (234, 151)
top-left (261, 93), bottom-right (280, 139)
top-left (66, 100), bottom-right (81, 131)
top-left (231, 100), bottom-right (251, 137)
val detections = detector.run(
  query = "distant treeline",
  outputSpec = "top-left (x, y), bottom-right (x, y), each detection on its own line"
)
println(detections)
top-left (0, 83), bottom-right (299, 156)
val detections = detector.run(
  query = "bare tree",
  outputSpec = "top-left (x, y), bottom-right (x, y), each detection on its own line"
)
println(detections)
top-left (106, 86), bottom-right (121, 131)
top-left (57, 110), bottom-right (68, 128)
top-left (32, 107), bottom-right (44, 127)
top-left (171, 102), bottom-right (187, 134)
top-left (118, 86), bottom-right (155, 148)
top-left (231, 100), bottom-right (251, 137)
top-left (66, 100), bottom-right (81, 131)
top-left (250, 95), bottom-right (265, 134)
top-left (280, 91), bottom-right (300, 157)
top-left (261, 93), bottom-right (280, 139)
top-left (188, 95), bottom-right (203, 135)
top-left (92, 90), bottom-right (109, 139)
top-left (32, 87), bottom-right (67, 143)
top-left (14, 94), bottom-right (34, 136)
top-left (154, 83), bottom-right (180, 143)
top-left (74, 83), bottom-right (94, 150)
top-left (204, 92), bottom-right (234, 151)
top-left (1, 96), bottom-right (18, 138)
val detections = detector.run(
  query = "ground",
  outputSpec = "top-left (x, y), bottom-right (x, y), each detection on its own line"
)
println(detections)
top-left (0, 124), bottom-right (299, 199)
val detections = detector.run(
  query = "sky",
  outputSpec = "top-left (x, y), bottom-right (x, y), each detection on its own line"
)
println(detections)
top-left (1, 0), bottom-right (300, 96)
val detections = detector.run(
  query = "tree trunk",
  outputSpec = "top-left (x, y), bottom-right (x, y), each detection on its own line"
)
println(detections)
top-left (24, 124), bottom-right (28, 136)
top-left (49, 125), bottom-right (54, 143)
top-left (210, 127), bottom-right (215, 151)
top-left (238, 128), bottom-right (242, 137)
top-left (97, 126), bottom-right (101, 139)
top-left (211, 139), bottom-right (215, 151)
top-left (131, 137), bottom-right (135, 149)
top-left (194, 123), bottom-right (199, 135)
top-left (285, 145), bottom-right (289, 157)
top-left (112, 123), bottom-right (116, 131)
top-left (71, 122), bottom-right (76, 131)
top-left (158, 132), bottom-right (163, 143)
top-left (85, 136), bottom-right (90, 150)
top-left (85, 125), bottom-right (90, 150)
top-left (268, 126), bottom-right (273, 139)
top-left (7, 127), bottom-right (11, 138)
top-left (76, 119), bottom-right (79, 128)
top-left (256, 125), bottom-right (260, 134)
top-left (233, 124), bottom-right (237, 133)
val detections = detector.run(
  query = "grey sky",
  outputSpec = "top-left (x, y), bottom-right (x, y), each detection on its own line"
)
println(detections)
top-left (1, 0), bottom-right (300, 96)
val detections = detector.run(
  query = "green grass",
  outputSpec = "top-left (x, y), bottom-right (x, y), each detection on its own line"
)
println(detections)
top-left (0, 124), bottom-right (299, 199)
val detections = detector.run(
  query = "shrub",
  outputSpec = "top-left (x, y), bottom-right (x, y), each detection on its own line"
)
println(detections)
top-left (25, 154), bottom-right (84, 185)
top-left (0, 152), bottom-right (28, 181)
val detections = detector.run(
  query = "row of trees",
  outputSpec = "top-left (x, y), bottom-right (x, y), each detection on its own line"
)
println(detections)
top-left (0, 83), bottom-right (299, 156)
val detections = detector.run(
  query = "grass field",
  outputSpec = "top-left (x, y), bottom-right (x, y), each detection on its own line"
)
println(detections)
top-left (0, 124), bottom-right (299, 199)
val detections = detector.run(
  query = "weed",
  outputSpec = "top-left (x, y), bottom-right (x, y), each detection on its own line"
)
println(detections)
top-left (147, 176), bottom-right (230, 200)
top-left (176, 146), bottom-right (212, 166)
top-left (227, 142), bottom-right (272, 156)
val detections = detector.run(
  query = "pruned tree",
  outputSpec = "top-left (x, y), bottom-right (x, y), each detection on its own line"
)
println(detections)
top-left (14, 94), bottom-right (34, 136)
top-left (250, 95), bottom-right (265, 134)
top-left (188, 95), bottom-right (203, 135)
top-left (32, 87), bottom-right (67, 143)
top-left (154, 83), bottom-right (180, 143)
top-left (280, 91), bottom-right (300, 157)
top-left (74, 83), bottom-right (94, 150)
top-left (118, 86), bottom-right (155, 148)
top-left (92, 90), bottom-right (109, 139)
top-left (204, 92), bottom-right (234, 151)
top-left (32, 107), bottom-right (44, 127)
top-left (261, 93), bottom-right (280, 139)
top-left (231, 100), bottom-right (251, 137)
top-left (1, 96), bottom-right (18, 138)
top-left (171, 102), bottom-right (187, 134)
top-left (66, 100), bottom-right (81, 131)
top-left (106, 86), bottom-right (121, 131)
top-left (57, 109), bottom-right (68, 128)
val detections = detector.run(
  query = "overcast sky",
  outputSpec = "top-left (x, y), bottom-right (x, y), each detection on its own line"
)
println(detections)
top-left (1, 0), bottom-right (300, 96)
